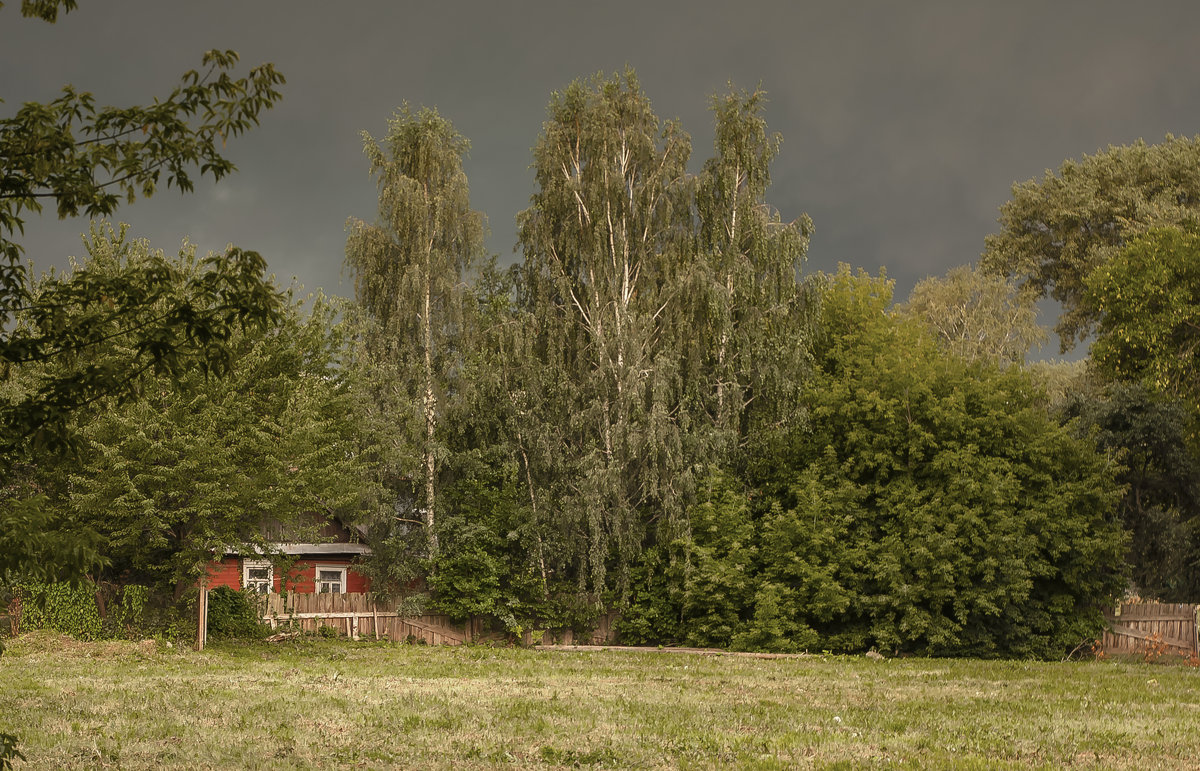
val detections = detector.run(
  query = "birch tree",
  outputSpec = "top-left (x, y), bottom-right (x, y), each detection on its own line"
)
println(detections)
top-left (516, 71), bottom-right (693, 595)
top-left (690, 86), bottom-right (815, 452)
top-left (345, 106), bottom-right (484, 559)
top-left (901, 264), bottom-right (1046, 366)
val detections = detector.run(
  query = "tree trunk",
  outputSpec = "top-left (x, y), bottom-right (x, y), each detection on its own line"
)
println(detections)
top-left (423, 243), bottom-right (438, 560)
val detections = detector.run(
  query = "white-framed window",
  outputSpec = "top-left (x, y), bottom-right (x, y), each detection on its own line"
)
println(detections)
top-left (315, 565), bottom-right (347, 594)
top-left (242, 559), bottom-right (274, 594)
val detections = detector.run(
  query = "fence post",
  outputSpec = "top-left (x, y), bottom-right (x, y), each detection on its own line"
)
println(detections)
top-left (196, 585), bottom-right (208, 652)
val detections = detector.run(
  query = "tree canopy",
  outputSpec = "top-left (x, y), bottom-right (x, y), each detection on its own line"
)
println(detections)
top-left (0, 2), bottom-right (286, 582)
top-left (61, 258), bottom-right (366, 597)
top-left (981, 136), bottom-right (1200, 349)
top-left (622, 266), bottom-right (1125, 656)
top-left (901, 264), bottom-right (1045, 366)
top-left (345, 105), bottom-right (486, 561)
top-left (1085, 227), bottom-right (1200, 411)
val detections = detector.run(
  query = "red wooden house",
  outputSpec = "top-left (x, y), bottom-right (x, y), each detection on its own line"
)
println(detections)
top-left (205, 515), bottom-right (372, 595)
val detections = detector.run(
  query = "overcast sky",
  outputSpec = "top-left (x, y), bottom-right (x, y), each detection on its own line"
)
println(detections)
top-left (5, 1), bottom-right (1199, 352)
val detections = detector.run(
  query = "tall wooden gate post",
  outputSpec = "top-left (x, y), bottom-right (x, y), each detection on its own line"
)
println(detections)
top-left (196, 585), bottom-right (209, 651)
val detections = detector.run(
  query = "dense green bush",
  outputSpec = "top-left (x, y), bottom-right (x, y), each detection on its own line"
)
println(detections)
top-left (623, 267), bottom-right (1127, 657)
top-left (9, 581), bottom-right (186, 642)
top-left (106, 584), bottom-right (150, 636)
top-left (205, 587), bottom-right (269, 639)
top-left (15, 581), bottom-right (103, 640)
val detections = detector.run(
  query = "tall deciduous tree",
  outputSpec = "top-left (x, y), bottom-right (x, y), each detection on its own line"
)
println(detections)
top-left (345, 106), bottom-right (485, 559)
top-left (516, 71), bottom-right (693, 595)
top-left (4, 231), bottom-right (363, 597)
top-left (690, 86), bottom-right (815, 452)
top-left (1075, 227), bottom-right (1200, 599)
top-left (981, 135), bottom-right (1200, 349)
top-left (901, 264), bottom-right (1045, 366)
top-left (1085, 227), bottom-right (1200, 410)
top-left (1, 2), bottom-right (285, 586)
top-left (1062, 382), bottom-right (1200, 601)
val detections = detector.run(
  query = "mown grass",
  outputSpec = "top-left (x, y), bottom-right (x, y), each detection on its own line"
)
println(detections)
top-left (1, 632), bottom-right (1198, 769)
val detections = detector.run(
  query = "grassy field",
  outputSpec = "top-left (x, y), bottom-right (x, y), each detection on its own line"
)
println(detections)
top-left (1, 632), bottom-right (1198, 769)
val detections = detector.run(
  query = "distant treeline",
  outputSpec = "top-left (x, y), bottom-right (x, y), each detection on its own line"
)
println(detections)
top-left (8, 71), bottom-right (1200, 657)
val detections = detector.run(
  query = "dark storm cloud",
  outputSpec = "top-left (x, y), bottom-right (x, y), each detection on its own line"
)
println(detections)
top-left (5, 0), bottom-right (1199, 319)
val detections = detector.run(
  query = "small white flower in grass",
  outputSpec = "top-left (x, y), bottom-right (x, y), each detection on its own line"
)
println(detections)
top-left (833, 716), bottom-right (842, 724)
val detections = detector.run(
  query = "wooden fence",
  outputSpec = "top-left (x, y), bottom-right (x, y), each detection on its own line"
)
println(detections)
top-left (259, 593), bottom-right (483, 645)
top-left (257, 593), bottom-right (621, 647)
top-left (1101, 602), bottom-right (1199, 658)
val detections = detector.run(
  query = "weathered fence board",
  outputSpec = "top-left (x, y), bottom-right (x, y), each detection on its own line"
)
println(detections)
top-left (1101, 602), bottom-right (1199, 658)
top-left (256, 593), bottom-right (618, 646)
top-left (258, 593), bottom-right (479, 645)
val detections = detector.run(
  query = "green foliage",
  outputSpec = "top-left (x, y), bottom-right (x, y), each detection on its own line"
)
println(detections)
top-left (689, 86), bottom-right (816, 452)
top-left (1, 5), bottom-right (285, 584)
top-left (981, 135), bottom-right (1200, 349)
top-left (205, 587), bottom-right (268, 640)
top-left (676, 472), bottom-right (758, 649)
top-left (615, 547), bottom-right (682, 645)
top-left (619, 473), bottom-right (755, 648)
top-left (777, 266), bottom-right (1123, 653)
top-left (1062, 382), bottom-right (1200, 600)
top-left (626, 266), bottom-right (1126, 657)
top-left (0, 494), bottom-right (103, 584)
top-left (107, 584), bottom-right (150, 636)
top-left (345, 104), bottom-right (486, 561)
top-left (9, 1), bottom-right (78, 22)
top-left (901, 264), bottom-right (1045, 366)
top-left (753, 266), bottom-right (1125, 656)
top-left (515, 70), bottom-right (695, 598)
top-left (24, 241), bottom-right (372, 597)
top-left (4, 579), bottom-right (182, 644)
top-left (0, 731), bottom-right (23, 771)
top-left (509, 74), bottom-right (818, 608)
top-left (1071, 227), bottom-right (1200, 599)
top-left (1086, 227), bottom-right (1200, 411)
top-left (2, 225), bottom-right (282, 457)
top-left (425, 467), bottom-right (509, 621)
top-left (424, 441), bottom-right (596, 634)
top-left (1, 29), bottom-right (284, 260)
top-left (16, 581), bottom-right (102, 640)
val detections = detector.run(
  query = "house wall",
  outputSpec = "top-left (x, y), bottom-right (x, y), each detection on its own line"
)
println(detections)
top-left (205, 556), bottom-right (370, 593)
top-left (205, 558), bottom-right (243, 590)
top-left (281, 558), bottom-right (370, 594)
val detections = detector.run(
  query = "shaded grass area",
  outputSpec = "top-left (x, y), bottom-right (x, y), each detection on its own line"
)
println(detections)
top-left (1, 631), bottom-right (1198, 769)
